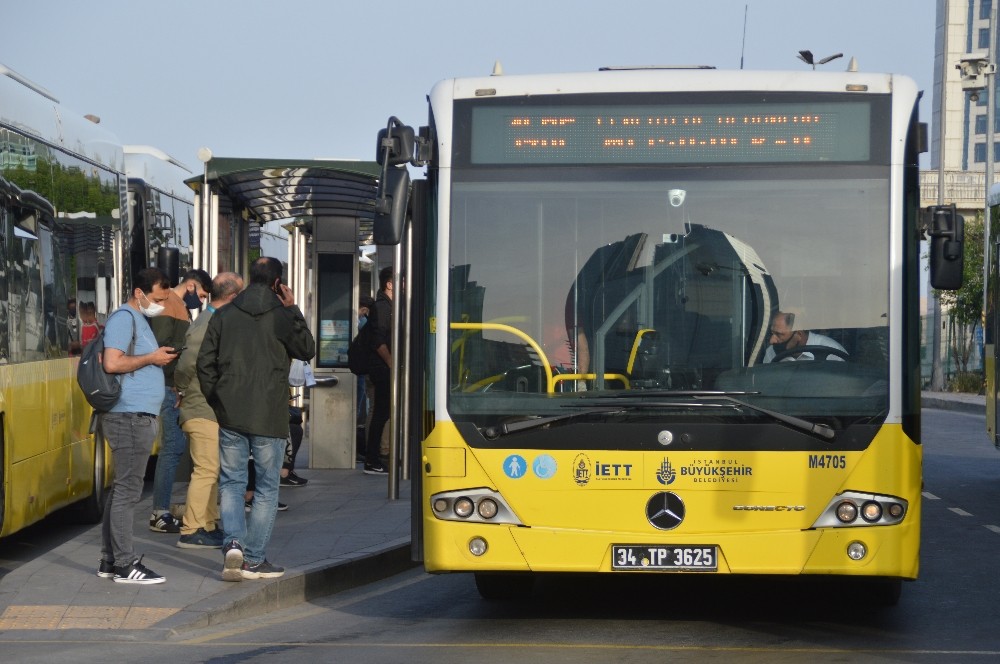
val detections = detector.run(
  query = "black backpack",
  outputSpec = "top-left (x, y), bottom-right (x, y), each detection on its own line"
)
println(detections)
top-left (347, 323), bottom-right (372, 375)
top-left (77, 310), bottom-right (136, 411)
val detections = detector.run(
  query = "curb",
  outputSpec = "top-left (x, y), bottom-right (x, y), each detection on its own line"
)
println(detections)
top-left (160, 538), bottom-right (416, 635)
top-left (921, 396), bottom-right (985, 416)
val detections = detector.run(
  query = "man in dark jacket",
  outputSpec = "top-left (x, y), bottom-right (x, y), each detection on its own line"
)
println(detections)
top-left (197, 257), bottom-right (315, 582)
top-left (363, 266), bottom-right (393, 475)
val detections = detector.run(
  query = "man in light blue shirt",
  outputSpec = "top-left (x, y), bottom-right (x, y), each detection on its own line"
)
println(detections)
top-left (97, 267), bottom-right (178, 584)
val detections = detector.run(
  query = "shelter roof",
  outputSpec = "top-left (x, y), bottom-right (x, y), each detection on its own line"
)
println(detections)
top-left (184, 157), bottom-right (381, 225)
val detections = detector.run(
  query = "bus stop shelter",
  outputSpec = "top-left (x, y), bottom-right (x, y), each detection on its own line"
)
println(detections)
top-left (185, 157), bottom-right (383, 470)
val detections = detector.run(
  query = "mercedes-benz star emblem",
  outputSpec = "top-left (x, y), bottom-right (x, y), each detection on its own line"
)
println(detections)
top-left (646, 491), bottom-right (685, 530)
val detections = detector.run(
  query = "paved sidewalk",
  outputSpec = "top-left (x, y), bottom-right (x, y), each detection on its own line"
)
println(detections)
top-left (0, 465), bottom-right (413, 640)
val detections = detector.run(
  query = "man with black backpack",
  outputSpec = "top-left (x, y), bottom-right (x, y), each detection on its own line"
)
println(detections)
top-left (96, 267), bottom-right (178, 584)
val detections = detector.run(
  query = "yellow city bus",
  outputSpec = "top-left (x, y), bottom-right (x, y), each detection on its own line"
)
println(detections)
top-left (0, 65), bottom-right (190, 537)
top-left (376, 66), bottom-right (962, 605)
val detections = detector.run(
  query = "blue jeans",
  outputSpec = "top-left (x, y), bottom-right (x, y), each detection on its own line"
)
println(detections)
top-left (152, 388), bottom-right (187, 512)
top-left (218, 427), bottom-right (284, 566)
top-left (101, 412), bottom-right (158, 564)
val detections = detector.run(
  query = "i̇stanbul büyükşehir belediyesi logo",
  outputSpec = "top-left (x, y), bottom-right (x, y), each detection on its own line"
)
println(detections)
top-left (656, 457), bottom-right (677, 485)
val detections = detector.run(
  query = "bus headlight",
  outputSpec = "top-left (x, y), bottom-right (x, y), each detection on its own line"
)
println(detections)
top-left (429, 488), bottom-right (523, 525)
top-left (478, 498), bottom-right (499, 519)
top-left (454, 497), bottom-right (475, 518)
top-left (812, 491), bottom-right (908, 528)
top-left (836, 501), bottom-right (858, 523)
top-left (861, 501), bottom-right (883, 523)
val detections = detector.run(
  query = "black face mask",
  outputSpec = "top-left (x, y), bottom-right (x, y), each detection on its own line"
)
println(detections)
top-left (770, 340), bottom-right (788, 354)
top-left (183, 291), bottom-right (203, 309)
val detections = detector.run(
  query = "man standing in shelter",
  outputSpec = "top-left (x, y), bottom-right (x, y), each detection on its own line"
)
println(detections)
top-left (198, 257), bottom-right (315, 581)
top-left (97, 267), bottom-right (177, 584)
top-left (174, 271), bottom-right (243, 549)
top-left (149, 268), bottom-right (212, 534)
top-left (363, 266), bottom-right (393, 475)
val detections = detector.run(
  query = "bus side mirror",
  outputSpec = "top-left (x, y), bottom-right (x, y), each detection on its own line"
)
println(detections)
top-left (157, 245), bottom-right (180, 286)
top-left (373, 167), bottom-right (410, 245)
top-left (376, 125), bottom-right (415, 167)
top-left (927, 204), bottom-right (964, 290)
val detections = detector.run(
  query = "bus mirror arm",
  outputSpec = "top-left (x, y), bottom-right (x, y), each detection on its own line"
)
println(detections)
top-left (373, 117), bottom-right (417, 245)
top-left (923, 204), bottom-right (964, 291)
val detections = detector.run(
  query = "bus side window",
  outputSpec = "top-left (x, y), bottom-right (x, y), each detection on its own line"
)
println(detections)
top-left (10, 217), bottom-right (44, 362)
top-left (0, 210), bottom-right (8, 363)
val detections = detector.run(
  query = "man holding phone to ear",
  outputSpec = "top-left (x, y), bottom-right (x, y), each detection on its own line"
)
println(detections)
top-left (197, 257), bottom-right (315, 581)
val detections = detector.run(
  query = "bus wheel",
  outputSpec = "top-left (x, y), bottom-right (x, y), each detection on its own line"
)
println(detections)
top-left (474, 573), bottom-right (534, 600)
top-left (73, 431), bottom-right (108, 523)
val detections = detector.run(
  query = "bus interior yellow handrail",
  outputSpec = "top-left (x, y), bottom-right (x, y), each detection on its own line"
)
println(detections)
top-left (450, 322), bottom-right (555, 393)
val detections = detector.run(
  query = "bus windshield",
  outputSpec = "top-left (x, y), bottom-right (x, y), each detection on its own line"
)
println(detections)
top-left (447, 169), bottom-right (890, 430)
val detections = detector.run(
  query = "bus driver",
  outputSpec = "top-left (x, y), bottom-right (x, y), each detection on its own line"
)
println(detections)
top-left (763, 310), bottom-right (847, 363)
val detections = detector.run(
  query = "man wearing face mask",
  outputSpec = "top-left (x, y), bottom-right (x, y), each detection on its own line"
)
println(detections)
top-left (148, 268), bottom-right (212, 534)
top-left (97, 267), bottom-right (178, 584)
top-left (763, 310), bottom-right (847, 363)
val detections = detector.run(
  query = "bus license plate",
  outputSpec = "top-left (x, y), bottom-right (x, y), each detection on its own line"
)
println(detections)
top-left (612, 545), bottom-right (718, 571)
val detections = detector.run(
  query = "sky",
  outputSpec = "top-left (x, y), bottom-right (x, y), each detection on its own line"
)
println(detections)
top-left (3, 0), bottom-right (935, 174)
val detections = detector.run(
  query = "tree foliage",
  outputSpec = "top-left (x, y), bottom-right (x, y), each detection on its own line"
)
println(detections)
top-left (937, 214), bottom-right (984, 373)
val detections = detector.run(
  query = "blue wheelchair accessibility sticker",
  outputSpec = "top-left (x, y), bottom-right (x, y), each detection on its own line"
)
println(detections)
top-left (533, 454), bottom-right (557, 479)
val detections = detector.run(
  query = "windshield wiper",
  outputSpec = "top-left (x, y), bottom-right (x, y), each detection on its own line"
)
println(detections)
top-left (481, 399), bottom-right (734, 439)
top-left (579, 390), bottom-right (836, 441)
top-left (481, 406), bottom-right (627, 439)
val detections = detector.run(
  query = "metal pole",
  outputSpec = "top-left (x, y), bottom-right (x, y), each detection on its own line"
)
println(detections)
top-left (931, 9), bottom-right (950, 392)
top-left (986, 2), bottom-right (998, 316)
top-left (388, 240), bottom-right (403, 500)
top-left (400, 218), bottom-right (414, 482)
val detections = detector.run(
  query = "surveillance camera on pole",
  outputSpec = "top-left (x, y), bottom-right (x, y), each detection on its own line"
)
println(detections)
top-left (957, 53), bottom-right (995, 101)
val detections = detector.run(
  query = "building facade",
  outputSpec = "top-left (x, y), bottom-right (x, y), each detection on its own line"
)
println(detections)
top-left (923, 0), bottom-right (999, 213)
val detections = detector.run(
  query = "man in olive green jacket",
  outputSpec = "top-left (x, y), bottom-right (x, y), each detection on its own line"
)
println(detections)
top-left (173, 272), bottom-right (243, 549)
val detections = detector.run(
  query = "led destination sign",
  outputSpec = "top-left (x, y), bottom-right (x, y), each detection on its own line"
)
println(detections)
top-left (469, 100), bottom-right (874, 165)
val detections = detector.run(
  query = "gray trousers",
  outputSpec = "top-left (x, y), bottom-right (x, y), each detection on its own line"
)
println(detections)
top-left (100, 412), bottom-right (158, 565)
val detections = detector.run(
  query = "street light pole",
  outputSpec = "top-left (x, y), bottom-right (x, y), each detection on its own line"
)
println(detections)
top-left (985, 1), bottom-right (997, 320)
top-left (796, 50), bottom-right (843, 70)
top-left (197, 147), bottom-right (212, 273)
top-left (930, 19), bottom-right (952, 392)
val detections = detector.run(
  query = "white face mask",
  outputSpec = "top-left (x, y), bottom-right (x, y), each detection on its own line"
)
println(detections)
top-left (138, 292), bottom-right (166, 318)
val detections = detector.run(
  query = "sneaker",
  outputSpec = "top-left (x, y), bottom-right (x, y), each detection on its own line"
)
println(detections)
top-left (97, 559), bottom-right (115, 579)
top-left (221, 540), bottom-right (244, 582)
top-left (177, 528), bottom-right (224, 549)
top-left (240, 559), bottom-right (285, 579)
top-left (363, 463), bottom-right (388, 475)
top-left (280, 471), bottom-right (308, 487)
top-left (245, 500), bottom-right (288, 511)
top-left (113, 556), bottom-right (165, 584)
top-left (149, 512), bottom-right (182, 533)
